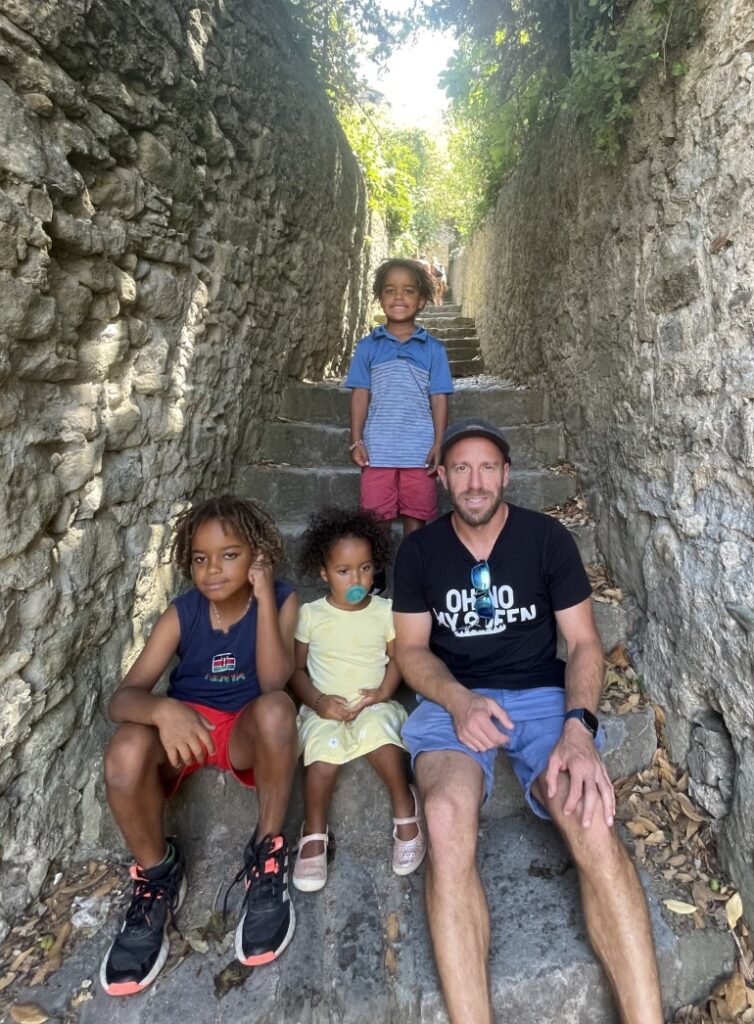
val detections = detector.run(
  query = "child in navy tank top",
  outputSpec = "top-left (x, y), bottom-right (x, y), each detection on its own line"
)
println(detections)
top-left (101, 495), bottom-right (299, 998)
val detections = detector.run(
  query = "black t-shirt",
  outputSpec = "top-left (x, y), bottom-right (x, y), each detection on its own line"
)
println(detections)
top-left (392, 505), bottom-right (591, 690)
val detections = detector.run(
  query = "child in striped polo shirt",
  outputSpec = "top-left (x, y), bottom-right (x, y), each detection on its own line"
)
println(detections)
top-left (345, 259), bottom-right (454, 579)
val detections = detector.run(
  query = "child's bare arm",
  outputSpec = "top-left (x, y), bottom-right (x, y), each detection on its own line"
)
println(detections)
top-left (349, 388), bottom-right (370, 467)
top-left (252, 567), bottom-right (298, 689)
top-left (107, 606), bottom-right (217, 767)
top-left (426, 393), bottom-right (449, 473)
top-left (107, 606), bottom-right (182, 723)
top-left (349, 639), bottom-right (402, 712)
top-left (290, 639), bottom-right (354, 721)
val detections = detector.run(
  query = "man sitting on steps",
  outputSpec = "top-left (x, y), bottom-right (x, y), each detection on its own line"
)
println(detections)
top-left (393, 417), bottom-right (663, 1024)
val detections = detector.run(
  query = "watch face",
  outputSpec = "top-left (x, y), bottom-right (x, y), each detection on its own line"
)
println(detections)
top-left (567, 707), bottom-right (598, 736)
top-left (583, 709), bottom-right (599, 735)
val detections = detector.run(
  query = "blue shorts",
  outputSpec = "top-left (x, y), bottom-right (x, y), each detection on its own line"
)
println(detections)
top-left (402, 687), bottom-right (604, 820)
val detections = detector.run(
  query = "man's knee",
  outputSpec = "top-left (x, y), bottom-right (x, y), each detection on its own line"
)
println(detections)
top-left (548, 799), bottom-right (624, 874)
top-left (104, 723), bottom-right (160, 789)
top-left (423, 782), bottom-right (479, 870)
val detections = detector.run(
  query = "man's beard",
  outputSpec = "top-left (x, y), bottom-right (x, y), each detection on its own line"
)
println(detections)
top-left (449, 486), bottom-right (505, 526)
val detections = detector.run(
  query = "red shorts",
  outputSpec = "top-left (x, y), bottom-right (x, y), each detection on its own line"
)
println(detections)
top-left (165, 701), bottom-right (256, 797)
top-left (360, 466), bottom-right (438, 522)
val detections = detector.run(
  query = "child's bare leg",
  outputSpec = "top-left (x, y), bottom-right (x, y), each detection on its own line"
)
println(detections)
top-left (229, 691), bottom-right (298, 838)
top-left (402, 515), bottom-right (425, 537)
top-left (366, 744), bottom-right (419, 840)
top-left (301, 761), bottom-right (341, 857)
top-left (104, 723), bottom-right (177, 868)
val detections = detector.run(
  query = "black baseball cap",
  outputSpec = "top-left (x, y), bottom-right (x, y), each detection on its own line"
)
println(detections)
top-left (440, 418), bottom-right (512, 464)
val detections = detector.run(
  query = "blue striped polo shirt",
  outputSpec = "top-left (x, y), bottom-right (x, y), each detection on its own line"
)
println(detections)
top-left (344, 325), bottom-right (454, 467)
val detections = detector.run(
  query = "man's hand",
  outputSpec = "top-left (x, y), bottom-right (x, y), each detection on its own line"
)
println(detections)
top-left (449, 691), bottom-right (513, 752)
top-left (350, 442), bottom-right (370, 468)
top-left (544, 720), bottom-right (615, 828)
top-left (248, 556), bottom-right (274, 598)
top-left (425, 442), bottom-right (441, 475)
top-left (153, 699), bottom-right (216, 769)
top-left (317, 694), bottom-right (357, 721)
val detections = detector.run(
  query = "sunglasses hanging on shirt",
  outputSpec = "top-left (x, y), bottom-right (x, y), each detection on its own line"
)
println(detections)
top-left (471, 560), bottom-right (494, 621)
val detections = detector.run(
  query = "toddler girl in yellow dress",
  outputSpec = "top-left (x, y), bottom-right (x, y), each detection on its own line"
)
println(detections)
top-left (290, 507), bottom-right (426, 892)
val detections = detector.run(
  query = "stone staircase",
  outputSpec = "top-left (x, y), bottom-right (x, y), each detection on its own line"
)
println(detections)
top-left (418, 303), bottom-right (484, 378)
top-left (20, 374), bottom-right (733, 1022)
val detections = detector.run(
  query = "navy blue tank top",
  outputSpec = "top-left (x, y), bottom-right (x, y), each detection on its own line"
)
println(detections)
top-left (167, 581), bottom-right (295, 712)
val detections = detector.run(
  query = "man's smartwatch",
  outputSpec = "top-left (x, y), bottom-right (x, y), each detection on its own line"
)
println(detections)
top-left (564, 707), bottom-right (599, 738)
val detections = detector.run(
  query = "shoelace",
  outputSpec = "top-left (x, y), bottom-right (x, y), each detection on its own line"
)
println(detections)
top-left (124, 865), bottom-right (180, 932)
top-left (222, 836), bottom-right (283, 924)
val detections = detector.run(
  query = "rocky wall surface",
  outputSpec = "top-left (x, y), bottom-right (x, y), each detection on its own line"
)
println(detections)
top-left (0, 0), bottom-right (376, 937)
top-left (452, 1), bottom-right (754, 915)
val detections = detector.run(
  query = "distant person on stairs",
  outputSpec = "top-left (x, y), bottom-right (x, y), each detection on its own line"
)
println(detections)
top-left (430, 256), bottom-right (448, 305)
top-left (393, 419), bottom-right (663, 1024)
top-left (345, 258), bottom-right (454, 591)
top-left (100, 495), bottom-right (299, 996)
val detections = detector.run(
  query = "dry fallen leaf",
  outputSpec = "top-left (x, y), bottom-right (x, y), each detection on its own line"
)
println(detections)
top-left (9, 1005), bottom-right (49, 1024)
top-left (606, 644), bottom-right (631, 669)
top-left (664, 899), bottom-right (699, 916)
top-left (719, 970), bottom-right (748, 1015)
top-left (726, 892), bottom-right (743, 930)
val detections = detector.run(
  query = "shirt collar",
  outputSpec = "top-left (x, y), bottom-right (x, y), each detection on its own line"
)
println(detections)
top-left (373, 323), bottom-right (428, 343)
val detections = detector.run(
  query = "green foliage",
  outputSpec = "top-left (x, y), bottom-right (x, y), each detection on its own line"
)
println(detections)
top-left (564, 0), bottom-right (704, 160)
top-left (286, 0), bottom-right (459, 251)
top-left (428, 0), bottom-right (704, 216)
top-left (338, 104), bottom-right (457, 251)
top-left (286, 0), bottom-right (408, 107)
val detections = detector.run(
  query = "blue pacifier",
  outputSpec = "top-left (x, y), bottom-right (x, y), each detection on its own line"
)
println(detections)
top-left (345, 584), bottom-right (368, 604)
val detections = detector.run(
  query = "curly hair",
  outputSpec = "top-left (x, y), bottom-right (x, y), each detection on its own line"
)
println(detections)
top-left (171, 494), bottom-right (284, 579)
top-left (372, 259), bottom-right (434, 304)
top-left (298, 506), bottom-right (393, 578)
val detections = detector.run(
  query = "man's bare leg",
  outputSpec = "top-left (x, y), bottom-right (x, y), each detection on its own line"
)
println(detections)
top-left (534, 774), bottom-right (663, 1024)
top-left (416, 750), bottom-right (492, 1024)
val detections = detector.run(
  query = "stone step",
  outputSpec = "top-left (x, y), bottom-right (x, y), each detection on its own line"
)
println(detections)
top-left (237, 465), bottom-right (578, 519)
top-left (258, 420), bottom-right (565, 469)
top-left (426, 326), bottom-right (479, 340)
top-left (419, 316), bottom-right (476, 329)
top-left (425, 303), bottom-right (461, 313)
top-left (448, 350), bottom-right (483, 364)
top-left (450, 358), bottom-right (484, 377)
top-left (443, 341), bottom-right (482, 354)
top-left (279, 381), bottom-right (546, 426)
top-left (30, 704), bottom-right (731, 1024)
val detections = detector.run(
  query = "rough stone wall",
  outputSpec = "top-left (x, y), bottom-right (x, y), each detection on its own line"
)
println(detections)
top-left (0, 0), bottom-right (376, 936)
top-left (452, 1), bottom-right (754, 915)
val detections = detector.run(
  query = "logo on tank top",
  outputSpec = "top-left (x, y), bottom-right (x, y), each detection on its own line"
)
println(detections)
top-left (211, 653), bottom-right (237, 673)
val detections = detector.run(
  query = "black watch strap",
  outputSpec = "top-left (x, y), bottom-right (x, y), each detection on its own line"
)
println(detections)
top-left (564, 707), bottom-right (598, 737)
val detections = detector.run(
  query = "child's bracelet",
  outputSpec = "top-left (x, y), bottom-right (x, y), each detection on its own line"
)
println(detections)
top-left (313, 693), bottom-right (324, 714)
top-left (348, 439), bottom-right (365, 451)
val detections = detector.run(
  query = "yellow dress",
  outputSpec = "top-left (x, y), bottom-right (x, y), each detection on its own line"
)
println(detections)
top-left (296, 595), bottom-right (407, 766)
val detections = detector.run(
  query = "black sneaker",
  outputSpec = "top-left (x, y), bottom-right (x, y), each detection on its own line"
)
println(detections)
top-left (234, 833), bottom-right (295, 966)
top-left (100, 840), bottom-right (187, 996)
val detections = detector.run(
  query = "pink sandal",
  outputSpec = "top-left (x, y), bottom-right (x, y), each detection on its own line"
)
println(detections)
top-left (392, 785), bottom-right (427, 876)
top-left (292, 829), bottom-right (330, 892)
